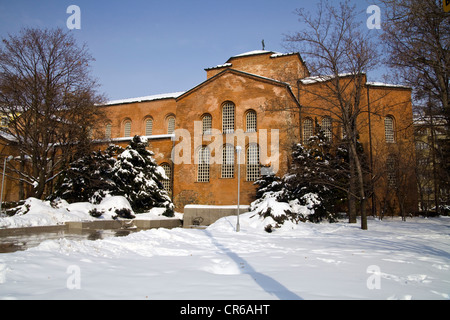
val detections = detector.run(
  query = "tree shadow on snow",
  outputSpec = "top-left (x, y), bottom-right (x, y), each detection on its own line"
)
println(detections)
top-left (204, 229), bottom-right (303, 300)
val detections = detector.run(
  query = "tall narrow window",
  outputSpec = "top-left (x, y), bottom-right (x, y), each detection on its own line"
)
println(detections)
top-left (167, 116), bottom-right (176, 134)
top-left (105, 123), bottom-right (112, 140)
top-left (322, 117), bottom-right (333, 142)
top-left (303, 118), bottom-right (313, 144)
top-left (246, 110), bottom-right (257, 132)
top-left (385, 116), bottom-right (395, 143)
top-left (198, 146), bottom-right (210, 182)
top-left (221, 144), bottom-right (235, 178)
top-left (202, 114), bottom-right (212, 135)
top-left (161, 163), bottom-right (172, 195)
top-left (222, 102), bottom-right (235, 134)
top-left (124, 120), bottom-right (132, 137)
top-left (386, 155), bottom-right (397, 188)
top-left (246, 144), bottom-right (260, 181)
top-left (145, 118), bottom-right (153, 136)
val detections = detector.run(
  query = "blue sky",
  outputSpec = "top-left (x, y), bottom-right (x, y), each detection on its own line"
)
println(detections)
top-left (0, 0), bottom-right (382, 101)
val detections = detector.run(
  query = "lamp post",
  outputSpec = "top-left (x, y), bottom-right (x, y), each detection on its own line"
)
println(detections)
top-left (236, 146), bottom-right (242, 232)
top-left (0, 155), bottom-right (13, 214)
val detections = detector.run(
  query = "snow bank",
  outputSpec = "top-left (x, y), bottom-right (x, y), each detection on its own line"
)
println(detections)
top-left (0, 196), bottom-right (178, 229)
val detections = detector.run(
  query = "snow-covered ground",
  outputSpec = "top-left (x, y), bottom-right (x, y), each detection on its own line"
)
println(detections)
top-left (0, 208), bottom-right (449, 300)
top-left (0, 196), bottom-right (181, 229)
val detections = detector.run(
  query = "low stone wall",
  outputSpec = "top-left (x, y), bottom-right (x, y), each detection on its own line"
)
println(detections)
top-left (66, 219), bottom-right (182, 231)
top-left (0, 219), bottom-right (183, 236)
top-left (183, 205), bottom-right (250, 228)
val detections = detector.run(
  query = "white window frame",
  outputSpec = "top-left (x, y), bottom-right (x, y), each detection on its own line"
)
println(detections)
top-left (222, 102), bottom-right (235, 134)
top-left (145, 118), bottom-right (153, 136)
top-left (385, 116), bottom-right (395, 143)
top-left (303, 118), bottom-right (313, 144)
top-left (322, 117), bottom-right (333, 142)
top-left (221, 144), bottom-right (235, 178)
top-left (105, 123), bottom-right (112, 140)
top-left (202, 114), bottom-right (212, 135)
top-left (161, 163), bottom-right (172, 194)
top-left (246, 144), bottom-right (260, 181)
top-left (124, 120), bottom-right (132, 137)
top-left (246, 110), bottom-right (257, 133)
top-left (167, 116), bottom-right (176, 134)
top-left (197, 146), bottom-right (210, 182)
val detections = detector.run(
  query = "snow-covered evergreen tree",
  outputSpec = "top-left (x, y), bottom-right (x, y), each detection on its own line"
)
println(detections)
top-left (52, 144), bottom-right (123, 204)
top-left (252, 126), bottom-right (348, 231)
top-left (111, 136), bottom-right (174, 217)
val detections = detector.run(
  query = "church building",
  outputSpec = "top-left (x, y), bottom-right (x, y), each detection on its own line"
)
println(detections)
top-left (99, 50), bottom-right (417, 214)
top-left (0, 50), bottom-right (417, 216)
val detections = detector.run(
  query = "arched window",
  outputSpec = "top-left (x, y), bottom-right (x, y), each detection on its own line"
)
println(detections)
top-left (303, 118), bottom-right (313, 144)
top-left (222, 102), bottom-right (235, 134)
top-left (123, 120), bottom-right (132, 137)
top-left (221, 144), bottom-right (235, 178)
top-left (202, 114), bottom-right (212, 135)
top-left (167, 116), bottom-right (176, 134)
top-left (385, 116), bottom-right (395, 143)
top-left (322, 117), bottom-right (333, 142)
top-left (161, 163), bottom-right (172, 195)
top-left (198, 146), bottom-right (210, 182)
top-left (145, 118), bottom-right (153, 136)
top-left (105, 123), bottom-right (112, 140)
top-left (246, 110), bottom-right (257, 132)
top-left (246, 144), bottom-right (260, 181)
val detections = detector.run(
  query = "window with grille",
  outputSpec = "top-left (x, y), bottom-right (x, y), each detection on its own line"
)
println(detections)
top-left (161, 163), bottom-right (172, 194)
top-left (105, 123), bottom-right (112, 140)
top-left (303, 118), bottom-right (313, 144)
top-left (246, 110), bottom-right (257, 132)
top-left (222, 102), bottom-right (235, 134)
top-left (386, 155), bottom-right (397, 188)
top-left (385, 116), bottom-right (395, 143)
top-left (198, 146), bottom-right (210, 182)
top-left (145, 118), bottom-right (153, 136)
top-left (322, 117), bottom-right (332, 142)
top-left (221, 144), bottom-right (235, 178)
top-left (124, 120), bottom-right (131, 137)
top-left (246, 144), bottom-right (260, 181)
top-left (167, 116), bottom-right (175, 134)
top-left (202, 114), bottom-right (212, 135)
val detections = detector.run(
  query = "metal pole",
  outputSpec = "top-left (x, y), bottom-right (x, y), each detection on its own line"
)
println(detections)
top-left (236, 146), bottom-right (242, 232)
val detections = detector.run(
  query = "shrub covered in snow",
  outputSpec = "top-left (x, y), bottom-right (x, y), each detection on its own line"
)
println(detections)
top-left (52, 144), bottom-right (123, 204)
top-left (252, 129), bottom-right (348, 232)
top-left (111, 136), bottom-right (174, 217)
top-left (51, 136), bottom-right (174, 217)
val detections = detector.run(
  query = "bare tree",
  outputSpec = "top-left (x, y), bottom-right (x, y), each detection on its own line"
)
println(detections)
top-left (0, 28), bottom-right (105, 199)
top-left (381, 0), bottom-right (450, 213)
top-left (283, 0), bottom-right (380, 229)
top-left (381, 0), bottom-right (449, 119)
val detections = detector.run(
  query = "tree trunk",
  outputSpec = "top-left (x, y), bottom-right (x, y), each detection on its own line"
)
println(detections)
top-left (348, 156), bottom-right (357, 224)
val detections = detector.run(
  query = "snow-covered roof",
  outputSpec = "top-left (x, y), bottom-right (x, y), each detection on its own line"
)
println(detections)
top-left (231, 50), bottom-right (280, 58)
top-left (300, 73), bottom-right (359, 84)
top-left (105, 92), bottom-right (185, 106)
top-left (366, 82), bottom-right (411, 89)
top-left (204, 63), bottom-right (232, 71)
top-left (300, 74), bottom-right (411, 89)
top-left (229, 50), bottom-right (297, 59)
